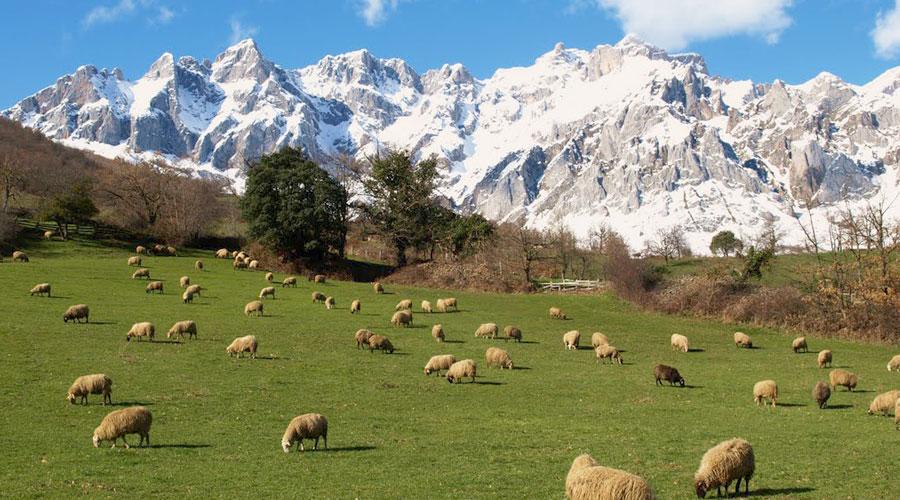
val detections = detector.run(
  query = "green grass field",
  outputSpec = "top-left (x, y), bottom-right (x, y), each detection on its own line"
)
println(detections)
top-left (1, 238), bottom-right (897, 498)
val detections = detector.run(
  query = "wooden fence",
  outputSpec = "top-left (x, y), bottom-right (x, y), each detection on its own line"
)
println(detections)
top-left (540, 279), bottom-right (604, 292)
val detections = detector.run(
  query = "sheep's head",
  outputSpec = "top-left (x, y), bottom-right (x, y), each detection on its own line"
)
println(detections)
top-left (678, 377), bottom-right (686, 387)
top-left (446, 375), bottom-right (455, 384)
top-left (281, 440), bottom-right (291, 453)
top-left (505, 361), bottom-right (514, 369)
top-left (125, 336), bottom-right (131, 342)
top-left (424, 368), bottom-right (432, 375)
top-left (92, 433), bottom-right (101, 448)
top-left (66, 393), bottom-right (76, 404)
top-left (63, 315), bottom-right (70, 323)
top-left (694, 479), bottom-right (708, 498)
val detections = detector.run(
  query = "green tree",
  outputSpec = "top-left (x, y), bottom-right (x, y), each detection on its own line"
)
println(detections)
top-left (709, 230), bottom-right (743, 257)
top-left (42, 181), bottom-right (98, 239)
top-left (734, 245), bottom-right (774, 282)
top-left (446, 213), bottom-right (494, 258)
top-left (240, 148), bottom-right (348, 261)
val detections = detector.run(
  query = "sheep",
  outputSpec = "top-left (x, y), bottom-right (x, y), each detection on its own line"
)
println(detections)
top-left (595, 345), bottom-right (623, 365)
top-left (244, 300), bottom-right (264, 317)
top-left (792, 336), bottom-right (808, 353)
top-left (92, 406), bottom-right (152, 448)
top-left (166, 246), bottom-right (177, 256)
top-left (443, 298), bottom-right (458, 311)
top-left (395, 299), bottom-right (413, 311)
top-left (145, 281), bottom-right (164, 294)
top-left (314, 274), bottom-right (325, 283)
top-left (324, 296), bottom-right (335, 309)
top-left (887, 354), bottom-right (900, 372)
top-left (195, 260), bottom-right (204, 271)
top-left (265, 272), bottom-right (274, 282)
top-left (654, 364), bottom-right (685, 387)
top-left (131, 268), bottom-right (150, 280)
top-left (30, 283), bottom-right (51, 297)
top-left (753, 380), bottom-right (778, 407)
top-left (421, 300), bottom-right (433, 313)
top-left (136, 245), bottom-right (147, 255)
top-left (563, 330), bottom-right (581, 350)
top-left (733, 332), bottom-right (753, 348)
top-left (350, 299), bottom-right (360, 314)
top-left (424, 354), bottom-right (457, 375)
top-left (867, 390), bottom-right (900, 415)
top-left (474, 322), bottom-right (498, 339)
top-left (432, 324), bottom-right (445, 342)
top-left (591, 332), bottom-right (610, 348)
top-left (446, 359), bottom-right (476, 383)
top-left (43, 230), bottom-right (55, 239)
top-left (235, 251), bottom-right (247, 261)
top-left (282, 276), bottom-right (297, 287)
top-left (67, 374), bottom-right (112, 405)
top-left (226, 335), bottom-right (258, 358)
top-left (233, 260), bottom-right (248, 270)
top-left (167, 320), bottom-right (197, 340)
top-left (436, 298), bottom-right (448, 313)
top-left (248, 260), bottom-right (259, 270)
top-left (63, 304), bottom-right (90, 323)
top-left (127, 256), bottom-right (141, 266)
top-left (503, 325), bottom-right (522, 342)
top-left (215, 248), bottom-right (229, 258)
top-left (549, 306), bottom-right (567, 320)
top-left (485, 347), bottom-right (513, 369)
top-left (817, 349), bottom-right (833, 368)
top-left (374, 282), bottom-right (384, 294)
top-left (12, 250), bottom-right (29, 262)
top-left (259, 286), bottom-right (276, 300)
top-left (177, 276), bottom-right (190, 288)
top-left (355, 329), bottom-right (374, 349)
top-left (126, 322), bottom-right (155, 342)
top-left (565, 453), bottom-right (656, 500)
top-left (391, 309), bottom-right (413, 327)
top-left (813, 381), bottom-right (831, 409)
top-left (281, 413), bottom-right (328, 453)
top-left (694, 438), bottom-right (755, 498)
top-left (671, 334), bottom-right (690, 353)
top-left (182, 290), bottom-right (194, 304)
top-left (367, 334), bottom-right (394, 354)
top-left (153, 244), bottom-right (166, 255)
top-left (312, 291), bottom-right (326, 303)
top-left (185, 284), bottom-right (202, 296)
top-left (829, 369), bottom-right (858, 391)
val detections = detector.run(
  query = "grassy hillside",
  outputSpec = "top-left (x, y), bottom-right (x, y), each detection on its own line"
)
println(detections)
top-left (1, 238), bottom-right (897, 498)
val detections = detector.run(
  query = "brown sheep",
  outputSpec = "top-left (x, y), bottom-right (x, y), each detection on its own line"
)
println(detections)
top-left (549, 306), bottom-right (567, 320)
top-left (829, 369), bottom-right (858, 391)
top-left (653, 364), bottom-right (685, 387)
top-left (503, 325), bottom-right (522, 342)
top-left (792, 336), bottom-right (808, 353)
top-left (812, 381), bottom-right (831, 409)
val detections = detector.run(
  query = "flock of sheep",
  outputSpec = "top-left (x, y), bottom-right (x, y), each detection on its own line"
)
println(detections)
top-left (9, 243), bottom-right (900, 497)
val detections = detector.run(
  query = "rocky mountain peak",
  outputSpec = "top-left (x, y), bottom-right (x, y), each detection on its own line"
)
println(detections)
top-left (212, 38), bottom-right (272, 82)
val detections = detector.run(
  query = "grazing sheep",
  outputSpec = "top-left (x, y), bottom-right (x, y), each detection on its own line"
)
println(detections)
top-left (313, 274), bottom-right (325, 283)
top-left (818, 349), bottom-right (833, 368)
top-left (92, 406), bottom-right (152, 448)
top-left (215, 248), bottom-right (229, 259)
top-left (325, 296), bottom-right (335, 310)
top-left (195, 260), bottom-right (204, 271)
top-left (235, 251), bottom-right (247, 261)
top-left (67, 374), bottom-right (112, 405)
top-left (166, 246), bottom-right (177, 256)
top-left (424, 354), bottom-right (457, 375)
top-left (12, 251), bottom-right (29, 262)
top-left (166, 320), bottom-right (197, 340)
top-left (595, 345), bottom-right (623, 365)
top-left (391, 309), bottom-right (413, 327)
top-left (136, 245), bottom-right (147, 255)
top-left (311, 291), bottom-right (326, 303)
top-left (887, 354), bottom-right (900, 372)
top-left (281, 413), bottom-right (328, 453)
top-left (132, 268), bottom-right (150, 280)
top-left (244, 300), bottom-right (264, 317)
top-left (259, 286), bottom-right (276, 300)
top-left (355, 329), bottom-right (374, 349)
top-left (374, 282), bottom-right (384, 294)
top-left (126, 322), bottom-right (155, 342)
top-left (367, 334), bottom-right (395, 354)
top-left (179, 276), bottom-right (190, 288)
top-left (43, 230), bottom-right (55, 239)
top-left (563, 330), bottom-right (581, 350)
top-left (436, 298), bottom-right (448, 313)
top-left (792, 336), bottom-right (808, 353)
top-left (813, 381), bottom-right (831, 409)
top-left (145, 281), bottom-right (164, 294)
top-left (694, 438), bottom-right (755, 498)
top-left (474, 323), bottom-right (498, 339)
top-left (226, 335), bottom-right (258, 358)
top-left (591, 332), bottom-right (610, 348)
top-left (248, 260), bottom-right (259, 270)
top-left (182, 290), bottom-right (194, 304)
top-left (867, 390), bottom-right (900, 415)
top-left (432, 324), bottom-right (445, 342)
top-left (153, 244), bottom-right (166, 255)
top-left (443, 298), bottom-right (458, 311)
top-left (565, 453), bottom-right (656, 500)
top-left (185, 284), bottom-right (202, 296)
top-left (446, 359), bottom-right (477, 383)
top-left (733, 332), bottom-right (753, 348)
top-left (265, 272), bottom-right (274, 282)
top-left (63, 304), bottom-right (90, 323)
top-left (753, 380), bottom-right (778, 407)
top-left (282, 276), bottom-right (297, 287)
top-left (549, 306), bottom-right (567, 320)
top-left (653, 364), bottom-right (685, 387)
top-left (30, 283), bottom-right (51, 297)
top-left (395, 299), bottom-right (413, 311)
top-left (485, 347), bottom-right (513, 369)
top-left (233, 260), bottom-right (248, 270)
top-left (671, 334), bottom-right (690, 353)
top-left (127, 256), bottom-right (141, 266)
top-left (421, 300), bottom-right (433, 313)
top-left (350, 299), bottom-right (360, 314)
top-left (829, 369), bottom-right (858, 391)
top-left (503, 325), bottom-right (522, 342)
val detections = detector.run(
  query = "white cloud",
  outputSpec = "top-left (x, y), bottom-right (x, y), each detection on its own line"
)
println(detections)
top-left (156, 6), bottom-right (175, 24)
top-left (873, 0), bottom-right (900, 59)
top-left (592, 0), bottom-right (794, 50)
top-left (229, 17), bottom-right (259, 45)
top-left (83, 0), bottom-right (137, 27)
top-left (359, 0), bottom-right (401, 26)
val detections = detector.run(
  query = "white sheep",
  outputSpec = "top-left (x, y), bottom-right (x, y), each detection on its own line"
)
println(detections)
top-left (355, 329), bottom-right (374, 349)
top-left (591, 332), bottom-right (609, 348)
top-left (867, 390), bottom-right (900, 415)
top-left (166, 320), bottom-right (197, 340)
top-left (566, 453), bottom-right (656, 500)
top-left (595, 345), bottom-right (623, 365)
top-left (265, 272), bottom-right (274, 282)
top-left (180, 276), bottom-right (190, 288)
top-left (325, 296), bottom-right (335, 309)
top-left (226, 335), bottom-right (258, 358)
top-left (421, 300), bottom-right (433, 313)
top-left (671, 334), bottom-right (689, 353)
top-left (92, 406), bottom-right (152, 448)
top-left (446, 359), bottom-right (477, 383)
top-left (131, 268), bottom-right (150, 280)
top-left (244, 300), bottom-right (264, 317)
top-left (753, 380), bottom-right (778, 407)
top-left (818, 349), bottom-right (833, 368)
top-left (30, 283), bottom-right (51, 297)
top-left (563, 330), bottom-right (581, 350)
top-left (432, 324), bottom-right (445, 342)
top-left (373, 282), bottom-right (384, 294)
top-left (391, 310), bottom-right (413, 327)
top-left (145, 281), bottom-right (164, 294)
top-left (281, 413), bottom-right (328, 452)
top-left (396, 299), bottom-right (413, 311)
top-left (182, 290), bottom-right (194, 304)
top-left (259, 286), bottom-right (276, 300)
top-left (215, 248), bottom-right (229, 258)
top-left (67, 374), bottom-right (112, 405)
top-left (474, 323), bottom-right (498, 339)
top-left (282, 276), bottom-right (297, 287)
top-left (485, 347), bottom-right (513, 369)
top-left (12, 250), bottom-right (29, 262)
top-left (126, 322), bottom-right (155, 342)
top-left (792, 336), bottom-right (808, 353)
top-left (195, 260), bottom-right (204, 270)
top-left (733, 332), bottom-right (753, 348)
top-left (424, 354), bottom-right (457, 375)
top-left (887, 354), bottom-right (900, 372)
top-left (63, 304), bottom-right (90, 323)
top-left (694, 438), bottom-right (755, 498)
top-left (127, 256), bottom-right (141, 266)
top-left (350, 299), bottom-right (360, 314)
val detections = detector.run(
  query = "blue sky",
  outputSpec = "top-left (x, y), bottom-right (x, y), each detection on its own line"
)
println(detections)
top-left (3, 0), bottom-right (900, 108)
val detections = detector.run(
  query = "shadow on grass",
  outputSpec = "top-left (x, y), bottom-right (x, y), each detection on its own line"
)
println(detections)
top-left (151, 444), bottom-right (211, 449)
top-left (774, 402), bottom-right (805, 408)
top-left (822, 404), bottom-right (853, 410)
top-left (473, 380), bottom-right (504, 385)
top-left (512, 366), bottom-right (531, 370)
top-left (145, 340), bottom-right (181, 345)
top-left (687, 348), bottom-right (705, 353)
top-left (322, 445), bottom-right (376, 453)
top-left (442, 339), bottom-right (465, 344)
top-left (46, 296), bottom-right (71, 299)
top-left (750, 487), bottom-right (815, 497)
top-left (846, 389), bottom-right (874, 393)
top-left (516, 340), bottom-right (540, 345)
top-left (254, 355), bottom-right (289, 361)
top-left (88, 321), bottom-right (117, 325)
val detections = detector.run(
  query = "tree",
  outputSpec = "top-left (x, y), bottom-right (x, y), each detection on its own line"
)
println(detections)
top-left (42, 181), bottom-right (98, 239)
top-left (446, 213), bottom-right (494, 258)
top-left (709, 230), bottom-right (743, 257)
top-left (646, 226), bottom-right (689, 263)
top-left (735, 245), bottom-right (774, 282)
top-left (360, 150), bottom-right (440, 266)
top-left (0, 154), bottom-right (26, 213)
top-left (241, 148), bottom-right (348, 261)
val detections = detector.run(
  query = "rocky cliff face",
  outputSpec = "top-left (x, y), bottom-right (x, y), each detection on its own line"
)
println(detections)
top-left (5, 36), bottom-right (899, 251)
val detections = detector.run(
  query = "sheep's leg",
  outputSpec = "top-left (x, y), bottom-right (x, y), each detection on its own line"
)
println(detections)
top-left (121, 436), bottom-right (130, 449)
top-left (314, 437), bottom-right (319, 450)
top-left (323, 434), bottom-right (327, 450)
top-left (744, 477), bottom-right (750, 496)
top-left (299, 439), bottom-right (305, 452)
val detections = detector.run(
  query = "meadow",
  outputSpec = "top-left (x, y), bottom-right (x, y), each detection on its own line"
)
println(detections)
top-left (0, 238), bottom-right (897, 498)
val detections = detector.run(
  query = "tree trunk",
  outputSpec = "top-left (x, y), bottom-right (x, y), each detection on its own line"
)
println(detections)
top-left (395, 240), bottom-right (407, 267)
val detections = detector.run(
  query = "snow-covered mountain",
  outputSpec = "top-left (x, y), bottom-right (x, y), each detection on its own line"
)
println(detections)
top-left (5, 36), bottom-right (900, 252)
